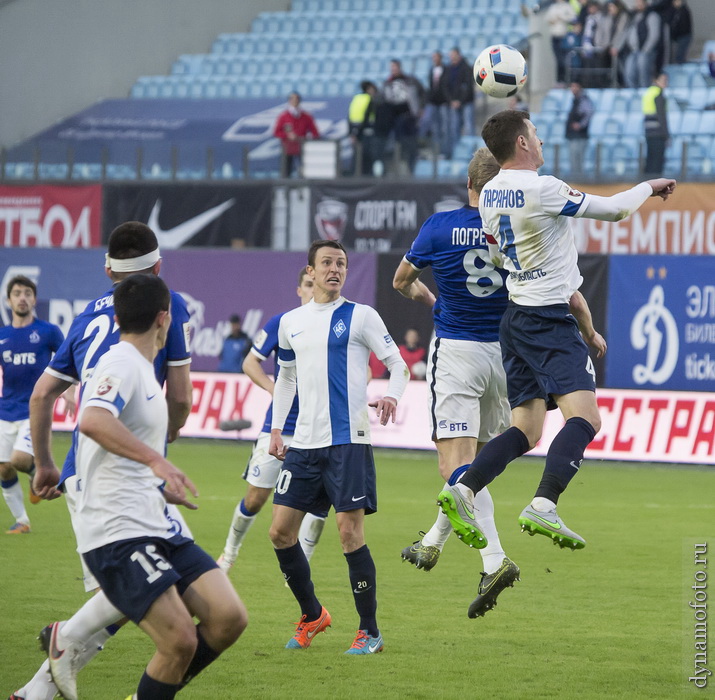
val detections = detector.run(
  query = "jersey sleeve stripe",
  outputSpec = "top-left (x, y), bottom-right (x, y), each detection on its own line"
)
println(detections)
top-left (84, 397), bottom-right (122, 416)
top-left (166, 358), bottom-right (192, 367)
top-left (559, 194), bottom-right (586, 217)
top-left (278, 347), bottom-right (295, 363)
top-left (44, 367), bottom-right (80, 384)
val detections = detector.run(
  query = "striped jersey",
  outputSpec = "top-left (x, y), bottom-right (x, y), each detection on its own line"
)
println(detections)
top-left (479, 169), bottom-right (590, 305)
top-left (276, 297), bottom-right (400, 449)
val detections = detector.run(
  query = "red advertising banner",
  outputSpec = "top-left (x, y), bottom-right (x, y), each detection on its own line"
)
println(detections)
top-left (50, 374), bottom-right (714, 466)
top-left (573, 183), bottom-right (715, 255)
top-left (0, 185), bottom-right (102, 248)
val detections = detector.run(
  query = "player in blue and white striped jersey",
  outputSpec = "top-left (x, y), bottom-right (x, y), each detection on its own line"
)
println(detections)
top-left (0, 275), bottom-right (64, 535)
top-left (393, 148), bottom-right (520, 618)
top-left (217, 267), bottom-right (328, 572)
top-left (268, 240), bottom-right (409, 655)
top-left (441, 110), bottom-right (675, 551)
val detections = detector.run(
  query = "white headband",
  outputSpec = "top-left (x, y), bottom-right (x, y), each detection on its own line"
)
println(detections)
top-left (105, 248), bottom-right (161, 272)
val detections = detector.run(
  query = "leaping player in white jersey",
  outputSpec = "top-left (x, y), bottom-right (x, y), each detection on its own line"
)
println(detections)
top-left (268, 240), bottom-right (409, 655)
top-left (438, 109), bottom-right (675, 551)
top-left (393, 148), bottom-right (520, 619)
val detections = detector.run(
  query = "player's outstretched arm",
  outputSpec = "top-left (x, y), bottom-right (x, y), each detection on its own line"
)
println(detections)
top-left (582, 179), bottom-right (675, 222)
top-left (29, 372), bottom-right (72, 499)
top-left (569, 291), bottom-right (607, 359)
top-left (165, 364), bottom-right (193, 443)
top-left (243, 352), bottom-right (275, 395)
top-left (268, 429), bottom-right (287, 461)
top-left (81, 406), bottom-right (198, 508)
top-left (393, 260), bottom-right (437, 308)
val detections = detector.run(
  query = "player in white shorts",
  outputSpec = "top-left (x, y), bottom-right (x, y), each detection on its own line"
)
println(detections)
top-left (0, 275), bottom-right (65, 535)
top-left (393, 148), bottom-right (518, 618)
top-left (217, 267), bottom-right (328, 571)
top-left (441, 109), bottom-right (675, 551)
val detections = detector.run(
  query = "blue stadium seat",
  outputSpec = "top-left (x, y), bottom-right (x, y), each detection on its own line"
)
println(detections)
top-left (699, 110), bottom-right (715, 134)
top-left (540, 89), bottom-right (570, 114)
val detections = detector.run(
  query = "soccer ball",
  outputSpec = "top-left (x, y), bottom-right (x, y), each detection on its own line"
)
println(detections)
top-left (473, 44), bottom-right (527, 99)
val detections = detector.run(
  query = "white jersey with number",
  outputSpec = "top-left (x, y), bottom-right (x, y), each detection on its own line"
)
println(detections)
top-left (74, 341), bottom-right (172, 553)
top-left (479, 169), bottom-right (590, 306)
top-left (276, 297), bottom-right (400, 449)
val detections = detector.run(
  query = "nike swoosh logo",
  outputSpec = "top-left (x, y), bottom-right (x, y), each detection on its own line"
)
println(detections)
top-left (147, 198), bottom-right (235, 249)
top-left (0, 339), bottom-right (8, 344)
top-left (351, 495), bottom-right (366, 502)
top-left (368, 640), bottom-right (382, 652)
top-left (290, 331), bottom-right (304, 338)
top-left (146, 394), bottom-right (157, 400)
top-left (570, 460), bottom-right (582, 470)
top-left (455, 493), bottom-right (475, 520)
top-left (305, 615), bottom-right (327, 639)
top-left (353, 586), bottom-right (372, 594)
top-left (529, 513), bottom-right (561, 529)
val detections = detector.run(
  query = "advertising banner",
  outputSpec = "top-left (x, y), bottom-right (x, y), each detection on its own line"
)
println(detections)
top-left (606, 255), bottom-right (715, 391)
top-left (103, 183), bottom-right (273, 248)
top-left (0, 185), bottom-right (102, 248)
top-left (310, 182), bottom-right (467, 251)
top-left (8, 98), bottom-right (350, 177)
top-left (50, 378), bottom-right (714, 466)
top-left (571, 183), bottom-right (715, 255)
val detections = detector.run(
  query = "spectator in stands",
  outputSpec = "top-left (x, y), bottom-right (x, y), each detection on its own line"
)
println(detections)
top-left (580, 1), bottom-right (605, 86)
top-left (565, 82), bottom-right (594, 180)
top-left (419, 51), bottom-right (449, 158)
top-left (383, 59), bottom-right (424, 175)
top-left (623, 0), bottom-right (663, 88)
top-left (547, 0), bottom-right (578, 86)
top-left (643, 73), bottom-right (669, 178)
top-left (273, 92), bottom-right (320, 177)
top-left (218, 314), bottom-right (251, 373)
top-left (348, 81), bottom-right (377, 176)
top-left (398, 329), bottom-right (427, 380)
top-left (562, 21), bottom-right (584, 84)
top-left (444, 47), bottom-right (475, 159)
top-left (598, 0), bottom-right (630, 87)
top-left (662, 0), bottom-right (692, 64)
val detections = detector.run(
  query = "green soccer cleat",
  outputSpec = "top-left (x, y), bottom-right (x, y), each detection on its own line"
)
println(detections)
top-left (401, 533), bottom-right (441, 571)
top-left (467, 557), bottom-right (521, 618)
top-left (518, 505), bottom-right (586, 549)
top-left (436, 485), bottom-right (487, 549)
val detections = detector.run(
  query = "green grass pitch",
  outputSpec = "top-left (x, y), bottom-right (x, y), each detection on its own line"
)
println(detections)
top-left (1, 434), bottom-right (713, 699)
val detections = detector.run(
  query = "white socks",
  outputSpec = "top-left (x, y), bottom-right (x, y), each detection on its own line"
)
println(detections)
top-left (222, 505), bottom-right (257, 562)
top-left (531, 497), bottom-right (557, 513)
top-left (2, 477), bottom-right (29, 525)
top-left (61, 591), bottom-right (123, 643)
top-left (421, 509), bottom-right (453, 550)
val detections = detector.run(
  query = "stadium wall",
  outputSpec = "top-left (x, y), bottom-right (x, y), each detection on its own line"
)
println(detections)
top-left (0, 0), bottom-right (288, 148)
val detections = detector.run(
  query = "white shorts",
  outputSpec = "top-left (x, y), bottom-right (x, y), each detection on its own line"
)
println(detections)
top-left (427, 337), bottom-right (510, 442)
top-left (0, 419), bottom-right (33, 462)
top-left (243, 431), bottom-right (294, 489)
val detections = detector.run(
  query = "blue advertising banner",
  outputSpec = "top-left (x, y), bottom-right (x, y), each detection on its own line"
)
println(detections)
top-left (0, 249), bottom-right (377, 372)
top-left (607, 255), bottom-right (715, 391)
top-left (6, 98), bottom-right (350, 177)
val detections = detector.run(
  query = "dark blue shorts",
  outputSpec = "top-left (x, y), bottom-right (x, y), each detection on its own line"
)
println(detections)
top-left (82, 535), bottom-right (218, 624)
top-left (273, 444), bottom-right (376, 515)
top-left (500, 302), bottom-right (596, 411)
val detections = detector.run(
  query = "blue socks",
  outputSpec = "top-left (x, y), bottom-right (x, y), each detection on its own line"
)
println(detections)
top-left (536, 417), bottom-right (596, 504)
top-left (275, 542), bottom-right (322, 621)
top-left (459, 427), bottom-right (530, 495)
top-left (181, 627), bottom-right (219, 687)
top-left (137, 671), bottom-right (182, 699)
top-left (345, 544), bottom-right (378, 637)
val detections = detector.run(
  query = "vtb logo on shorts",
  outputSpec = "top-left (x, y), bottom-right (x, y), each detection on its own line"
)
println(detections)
top-left (439, 419), bottom-right (468, 432)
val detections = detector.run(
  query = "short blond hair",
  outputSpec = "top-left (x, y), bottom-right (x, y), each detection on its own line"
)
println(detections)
top-left (468, 147), bottom-right (500, 194)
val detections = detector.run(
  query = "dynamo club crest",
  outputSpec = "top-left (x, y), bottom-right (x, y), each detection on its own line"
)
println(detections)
top-left (315, 199), bottom-right (348, 241)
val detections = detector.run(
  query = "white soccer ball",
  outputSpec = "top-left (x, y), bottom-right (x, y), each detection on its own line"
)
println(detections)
top-left (473, 44), bottom-right (528, 99)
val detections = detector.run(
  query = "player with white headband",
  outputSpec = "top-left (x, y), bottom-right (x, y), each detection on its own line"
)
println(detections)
top-left (11, 222), bottom-right (193, 700)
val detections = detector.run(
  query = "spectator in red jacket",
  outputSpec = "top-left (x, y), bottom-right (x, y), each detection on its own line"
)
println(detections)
top-left (273, 92), bottom-right (320, 177)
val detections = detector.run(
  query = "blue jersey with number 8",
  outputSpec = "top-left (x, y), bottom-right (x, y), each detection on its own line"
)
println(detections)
top-left (404, 205), bottom-right (508, 342)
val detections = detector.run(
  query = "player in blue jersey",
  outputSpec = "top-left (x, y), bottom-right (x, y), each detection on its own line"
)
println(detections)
top-left (217, 267), bottom-right (328, 572)
top-left (268, 240), bottom-right (409, 655)
top-left (393, 148), bottom-right (521, 618)
top-left (0, 275), bottom-right (64, 535)
top-left (438, 110), bottom-right (675, 551)
top-left (11, 222), bottom-right (194, 700)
